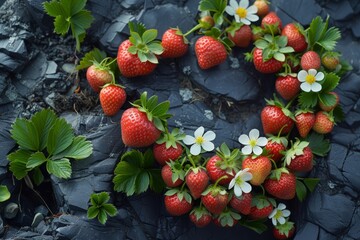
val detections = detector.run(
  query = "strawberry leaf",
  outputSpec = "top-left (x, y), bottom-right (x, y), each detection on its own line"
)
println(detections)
top-left (321, 73), bottom-right (340, 92)
top-left (76, 48), bottom-right (107, 70)
top-left (142, 29), bottom-right (157, 44)
top-left (318, 92), bottom-right (336, 107)
top-left (11, 118), bottom-right (40, 151)
top-left (239, 219), bottom-right (268, 234)
top-left (199, 0), bottom-right (227, 26)
top-left (305, 132), bottom-right (330, 157)
top-left (299, 91), bottom-right (318, 109)
top-left (307, 16), bottom-right (340, 52)
top-left (87, 192), bottom-right (117, 225)
top-left (296, 179), bottom-right (307, 202)
top-left (303, 178), bottom-right (320, 192)
top-left (333, 105), bottom-right (345, 123)
top-left (46, 158), bottom-right (72, 179)
top-left (26, 152), bottom-right (47, 169)
top-left (0, 185), bottom-right (10, 202)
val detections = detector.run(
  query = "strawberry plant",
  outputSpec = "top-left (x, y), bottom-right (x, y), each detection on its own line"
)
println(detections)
top-left (0, 185), bottom-right (10, 202)
top-left (87, 192), bottom-right (117, 225)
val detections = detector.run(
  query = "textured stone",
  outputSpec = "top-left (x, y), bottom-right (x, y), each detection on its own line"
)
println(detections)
top-left (294, 222), bottom-right (319, 240)
top-left (324, 0), bottom-right (354, 21)
top-left (120, 0), bottom-right (144, 10)
top-left (347, 206), bottom-right (360, 239)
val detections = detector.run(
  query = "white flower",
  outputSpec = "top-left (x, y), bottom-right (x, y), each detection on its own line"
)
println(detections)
top-left (225, 0), bottom-right (259, 25)
top-left (228, 168), bottom-right (253, 197)
top-left (238, 129), bottom-right (268, 155)
top-left (268, 203), bottom-right (291, 226)
top-left (297, 69), bottom-right (324, 92)
top-left (183, 126), bottom-right (216, 155)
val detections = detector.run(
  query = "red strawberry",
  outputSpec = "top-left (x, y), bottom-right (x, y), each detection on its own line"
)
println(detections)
top-left (264, 168), bottom-right (296, 200)
top-left (319, 92), bottom-right (339, 112)
top-left (186, 167), bottom-right (209, 199)
top-left (86, 64), bottom-right (113, 93)
top-left (301, 51), bottom-right (321, 70)
top-left (161, 161), bottom-right (184, 187)
top-left (213, 208), bottom-right (241, 227)
top-left (321, 52), bottom-right (340, 71)
top-left (227, 24), bottom-right (252, 48)
top-left (312, 111), bottom-right (334, 134)
top-left (189, 206), bottom-right (212, 228)
top-left (281, 23), bottom-right (307, 52)
top-left (120, 92), bottom-right (170, 147)
top-left (265, 135), bottom-right (288, 162)
top-left (253, 48), bottom-right (283, 74)
top-left (261, 12), bottom-right (282, 33)
top-left (201, 184), bottom-right (229, 215)
top-left (285, 140), bottom-right (313, 172)
top-left (161, 28), bottom-right (188, 58)
top-left (153, 142), bottom-right (183, 165)
top-left (99, 84), bottom-right (126, 116)
top-left (273, 221), bottom-right (295, 240)
top-left (164, 189), bottom-right (193, 216)
top-left (242, 156), bottom-right (272, 186)
top-left (275, 74), bottom-right (301, 100)
top-left (254, 0), bottom-right (270, 18)
top-left (248, 196), bottom-right (274, 219)
top-left (229, 192), bottom-right (253, 215)
top-left (295, 110), bottom-right (315, 138)
top-left (195, 36), bottom-right (228, 69)
top-left (261, 98), bottom-right (294, 135)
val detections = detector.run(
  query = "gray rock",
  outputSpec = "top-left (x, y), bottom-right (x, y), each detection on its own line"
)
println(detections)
top-left (324, 1), bottom-right (354, 21)
top-left (3, 202), bottom-right (19, 219)
top-left (347, 207), bottom-right (360, 239)
top-left (121, 0), bottom-right (144, 10)
top-left (45, 61), bottom-right (57, 75)
top-left (294, 222), bottom-right (319, 240)
top-left (0, 52), bottom-right (23, 72)
top-left (31, 213), bottom-right (44, 228)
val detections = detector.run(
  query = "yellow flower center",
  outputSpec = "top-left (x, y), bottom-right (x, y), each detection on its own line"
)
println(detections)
top-left (236, 7), bottom-right (247, 18)
top-left (274, 210), bottom-right (282, 219)
top-left (305, 74), bottom-right (316, 84)
top-left (235, 176), bottom-right (244, 185)
top-left (249, 139), bottom-right (257, 147)
top-left (195, 136), bottom-right (204, 144)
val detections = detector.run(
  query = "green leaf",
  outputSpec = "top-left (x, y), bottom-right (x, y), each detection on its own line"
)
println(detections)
top-left (71, 10), bottom-right (93, 32)
top-left (254, 40), bottom-right (268, 49)
top-left (276, 36), bottom-right (288, 47)
top-left (68, 0), bottom-right (87, 15)
top-left (147, 42), bottom-right (164, 55)
top-left (321, 73), bottom-right (340, 92)
top-left (47, 118), bottom-right (74, 155)
top-left (318, 92), bottom-right (336, 107)
top-left (274, 52), bottom-right (285, 62)
top-left (7, 149), bottom-right (31, 180)
top-left (306, 132), bottom-right (330, 157)
top-left (53, 136), bottom-right (93, 160)
top-left (153, 118), bottom-right (165, 132)
top-left (102, 203), bottom-right (117, 216)
top-left (128, 22), bottom-right (147, 37)
top-left (239, 219), bottom-right (268, 234)
top-left (298, 91), bottom-right (318, 109)
top-left (54, 15), bottom-right (70, 35)
top-left (307, 16), bottom-right (326, 49)
top-left (26, 152), bottom-right (47, 169)
top-left (98, 209), bottom-right (108, 225)
top-left (142, 29), bottom-right (157, 44)
top-left (279, 47), bottom-right (294, 53)
top-left (46, 158), bottom-right (72, 179)
top-left (0, 185), bottom-right (10, 202)
top-left (31, 109), bottom-right (57, 151)
top-left (213, 12), bottom-right (224, 26)
top-left (113, 161), bottom-right (141, 196)
top-left (317, 26), bottom-right (341, 51)
top-left (31, 167), bottom-right (45, 186)
top-left (43, 0), bottom-right (66, 17)
top-left (296, 180), bottom-right (307, 202)
top-left (76, 48), bottom-right (107, 70)
top-left (11, 118), bottom-right (40, 151)
top-left (144, 53), bottom-right (158, 64)
top-left (333, 105), bottom-right (345, 123)
top-left (148, 169), bottom-right (165, 193)
top-left (304, 178), bottom-right (320, 192)
top-left (135, 171), bottom-right (150, 194)
top-left (96, 192), bottom-right (110, 205)
top-left (87, 206), bottom-right (99, 219)
top-left (152, 101), bottom-right (170, 117)
top-left (142, 149), bottom-right (155, 168)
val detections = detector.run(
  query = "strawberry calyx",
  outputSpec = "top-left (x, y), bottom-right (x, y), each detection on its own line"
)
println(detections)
top-left (254, 34), bottom-right (294, 63)
top-left (274, 221), bottom-right (295, 237)
top-left (226, 21), bottom-right (245, 38)
top-left (166, 160), bottom-right (186, 183)
top-left (91, 57), bottom-right (117, 83)
top-left (215, 207), bottom-right (241, 227)
top-left (186, 166), bottom-right (206, 176)
top-left (268, 167), bottom-right (289, 181)
top-left (131, 91), bottom-right (172, 132)
top-left (202, 176), bottom-right (228, 197)
top-left (190, 205), bottom-right (211, 221)
top-left (295, 109), bottom-right (314, 116)
top-left (284, 140), bottom-right (309, 166)
top-left (165, 187), bottom-right (192, 204)
top-left (265, 96), bottom-right (295, 121)
top-left (156, 128), bottom-right (185, 149)
top-left (215, 143), bottom-right (241, 175)
top-left (127, 22), bottom-right (164, 64)
top-left (251, 195), bottom-right (276, 209)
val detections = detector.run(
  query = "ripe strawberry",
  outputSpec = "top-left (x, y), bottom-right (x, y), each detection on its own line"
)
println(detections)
top-left (301, 51), bottom-right (321, 70)
top-left (186, 167), bottom-right (209, 199)
top-left (281, 23), bottom-right (307, 52)
top-left (285, 140), bottom-right (313, 172)
top-left (322, 52), bottom-right (340, 71)
top-left (161, 161), bottom-right (184, 187)
top-left (295, 110), bottom-right (315, 138)
top-left (312, 111), bottom-right (334, 134)
top-left (153, 142), bottom-right (183, 165)
top-left (275, 74), bottom-right (301, 100)
top-left (253, 48), bottom-right (283, 74)
top-left (86, 64), bottom-right (113, 93)
top-left (195, 36), bottom-right (228, 69)
top-left (319, 92), bottom-right (339, 112)
top-left (213, 208), bottom-right (241, 227)
top-left (229, 192), bottom-right (252, 215)
top-left (120, 92), bottom-right (170, 147)
top-left (248, 196), bottom-right (274, 219)
top-left (99, 84), bottom-right (126, 116)
top-left (273, 221), bottom-right (295, 240)
top-left (242, 156), bottom-right (272, 186)
top-left (265, 135), bottom-right (288, 162)
top-left (164, 189), bottom-right (193, 216)
top-left (227, 24), bottom-right (252, 48)
top-left (261, 12), bottom-right (282, 33)
top-left (261, 98), bottom-right (294, 135)
top-left (201, 184), bottom-right (229, 215)
top-left (264, 168), bottom-right (296, 200)
top-left (189, 206), bottom-right (212, 228)
top-left (161, 28), bottom-right (188, 58)
top-left (254, 0), bottom-right (270, 18)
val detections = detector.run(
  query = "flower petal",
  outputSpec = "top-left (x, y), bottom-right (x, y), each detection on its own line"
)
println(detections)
top-left (225, 5), bottom-right (235, 16)
top-left (202, 141), bottom-right (215, 152)
top-left (315, 71), bottom-right (324, 81)
top-left (241, 182), bottom-right (252, 193)
top-left (229, 178), bottom-right (236, 189)
top-left (269, 209), bottom-right (277, 219)
top-left (242, 171), bottom-right (253, 181)
top-left (297, 70), bottom-right (307, 82)
top-left (241, 18), bottom-right (251, 25)
top-left (246, 13), bottom-right (259, 22)
top-left (183, 135), bottom-right (195, 145)
top-left (308, 69), bottom-right (317, 76)
top-left (282, 210), bottom-right (291, 217)
top-left (247, 5), bottom-right (258, 14)
top-left (311, 82), bottom-right (322, 92)
top-left (300, 82), bottom-right (311, 92)
top-left (278, 203), bottom-right (286, 210)
top-left (278, 217), bottom-right (286, 225)
top-left (194, 126), bottom-right (205, 138)
top-left (234, 14), bottom-right (240, 23)
top-left (253, 145), bottom-right (263, 155)
top-left (229, 0), bottom-right (239, 9)
top-left (239, 0), bottom-right (249, 8)
top-left (272, 218), bottom-right (277, 226)
top-left (234, 185), bottom-right (243, 197)
top-left (203, 130), bottom-right (216, 141)
top-left (241, 145), bottom-right (253, 155)
top-left (239, 134), bottom-right (250, 145)
top-left (257, 137), bottom-right (268, 146)
top-left (190, 144), bottom-right (201, 156)
top-left (249, 129), bottom-right (260, 140)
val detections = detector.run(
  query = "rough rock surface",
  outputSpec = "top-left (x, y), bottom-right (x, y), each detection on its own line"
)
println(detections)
top-left (0, 0), bottom-right (360, 239)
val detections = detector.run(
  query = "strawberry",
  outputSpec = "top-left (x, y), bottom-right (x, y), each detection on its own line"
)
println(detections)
top-left (153, 129), bottom-right (184, 165)
top-left (99, 84), bottom-right (126, 116)
top-left (253, 48), bottom-right (283, 74)
top-left (161, 161), bottom-right (184, 188)
top-left (161, 28), bottom-right (188, 58)
top-left (254, 0), bottom-right (270, 18)
top-left (295, 110), bottom-right (315, 138)
top-left (275, 74), bottom-right (301, 100)
top-left (86, 64), bottom-right (113, 93)
top-left (248, 196), bottom-right (274, 220)
top-left (186, 167), bottom-right (209, 199)
top-left (227, 24), bottom-right (252, 48)
top-left (213, 208), bottom-right (241, 227)
top-left (281, 23), bottom-right (307, 52)
top-left (319, 92), bottom-right (339, 112)
top-left (301, 51), bottom-right (321, 70)
top-left (242, 156), bottom-right (272, 186)
top-left (206, 143), bottom-right (241, 186)
top-left (313, 111), bottom-right (334, 134)
top-left (261, 98), bottom-right (294, 135)
top-left (120, 92), bottom-right (170, 147)
top-left (229, 192), bottom-right (252, 215)
top-left (189, 206), bottom-right (212, 228)
top-left (195, 36), bottom-right (228, 69)
top-left (285, 140), bottom-right (313, 172)
top-left (264, 168), bottom-right (296, 200)
top-left (321, 52), bottom-right (340, 71)
top-left (261, 12), bottom-right (282, 34)
top-left (273, 221), bottom-right (295, 240)
top-left (265, 134), bottom-right (288, 162)
top-left (199, 15), bottom-right (215, 29)
top-left (164, 189), bottom-right (193, 216)
top-left (201, 183), bottom-right (229, 215)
